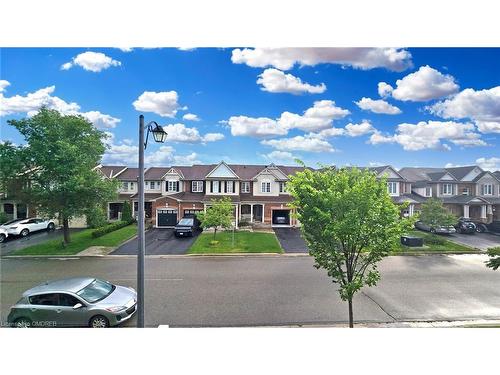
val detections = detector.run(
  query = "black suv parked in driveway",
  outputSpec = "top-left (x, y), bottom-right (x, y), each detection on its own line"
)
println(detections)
top-left (474, 220), bottom-right (500, 234)
top-left (174, 215), bottom-right (201, 238)
top-left (455, 217), bottom-right (477, 234)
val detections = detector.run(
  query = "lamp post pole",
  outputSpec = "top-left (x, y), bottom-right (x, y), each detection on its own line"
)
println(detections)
top-left (137, 114), bottom-right (146, 327)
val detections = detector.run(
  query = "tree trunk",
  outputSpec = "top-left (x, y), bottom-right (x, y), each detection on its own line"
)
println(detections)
top-left (213, 227), bottom-right (217, 240)
top-left (348, 298), bottom-right (354, 328)
top-left (62, 217), bottom-right (71, 244)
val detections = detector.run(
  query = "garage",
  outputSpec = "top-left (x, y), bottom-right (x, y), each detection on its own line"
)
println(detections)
top-left (157, 209), bottom-right (178, 227)
top-left (272, 209), bottom-right (291, 226)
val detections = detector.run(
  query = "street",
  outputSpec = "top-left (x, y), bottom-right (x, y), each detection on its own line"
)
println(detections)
top-left (1, 254), bottom-right (500, 327)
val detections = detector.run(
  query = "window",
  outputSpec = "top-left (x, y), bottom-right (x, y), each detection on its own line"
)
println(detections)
top-left (212, 181), bottom-right (219, 193)
top-left (192, 181), bottom-right (204, 192)
top-left (122, 182), bottom-right (129, 191)
top-left (167, 180), bottom-right (179, 192)
top-left (483, 184), bottom-right (493, 195)
top-left (130, 182), bottom-right (134, 190)
top-left (425, 187), bottom-right (432, 197)
top-left (156, 181), bottom-right (161, 189)
top-left (387, 182), bottom-right (398, 195)
top-left (443, 183), bottom-right (453, 195)
top-left (29, 293), bottom-right (59, 306)
top-left (226, 181), bottom-right (234, 193)
top-left (261, 181), bottom-right (271, 193)
top-left (279, 181), bottom-right (287, 193)
top-left (58, 293), bottom-right (81, 307)
top-left (76, 279), bottom-right (115, 303)
top-left (241, 182), bottom-right (250, 193)
top-left (148, 181), bottom-right (156, 189)
top-left (462, 188), bottom-right (470, 196)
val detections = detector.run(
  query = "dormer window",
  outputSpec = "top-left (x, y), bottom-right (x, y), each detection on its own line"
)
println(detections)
top-left (167, 181), bottom-right (179, 192)
top-left (261, 181), bottom-right (271, 193)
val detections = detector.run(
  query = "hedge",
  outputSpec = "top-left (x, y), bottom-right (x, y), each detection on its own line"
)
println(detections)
top-left (91, 220), bottom-right (134, 238)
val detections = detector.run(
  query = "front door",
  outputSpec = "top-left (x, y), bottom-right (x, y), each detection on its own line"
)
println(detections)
top-left (253, 204), bottom-right (263, 222)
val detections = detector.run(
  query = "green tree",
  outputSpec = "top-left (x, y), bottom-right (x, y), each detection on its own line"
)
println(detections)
top-left (486, 247), bottom-right (500, 270)
top-left (6, 108), bottom-right (119, 244)
top-left (288, 166), bottom-right (412, 328)
top-left (197, 197), bottom-right (234, 240)
top-left (121, 201), bottom-right (133, 223)
top-left (419, 197), bottom-right (456, 230)
top-left (85, 205), bottom-right (108, 228)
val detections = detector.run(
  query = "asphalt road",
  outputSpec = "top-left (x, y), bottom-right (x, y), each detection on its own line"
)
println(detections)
top-left (2, 254), bottom-right (500, 327)
top-left (111, 228), bottom-right (199, 255)
top-left (0, 228), bottom-right (82, 256)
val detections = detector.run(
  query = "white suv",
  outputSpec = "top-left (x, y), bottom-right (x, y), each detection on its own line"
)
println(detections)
top-left (3, 218), bottom-right (56, 237)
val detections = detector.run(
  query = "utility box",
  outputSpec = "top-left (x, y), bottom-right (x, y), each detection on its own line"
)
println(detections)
top-left (401, 236), bottom-right (424, 247)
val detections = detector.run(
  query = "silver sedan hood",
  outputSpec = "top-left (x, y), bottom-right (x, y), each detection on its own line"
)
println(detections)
top-left (95, 285), bottom-right (136, 308)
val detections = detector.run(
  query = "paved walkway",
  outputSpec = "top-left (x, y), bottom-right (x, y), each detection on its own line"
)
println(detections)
top-left (273, 228), bottom-right (308, 253)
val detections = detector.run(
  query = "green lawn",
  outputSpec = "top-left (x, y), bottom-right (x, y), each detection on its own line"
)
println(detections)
top-left (393, 230), bottom-right (477, 254)
top-left (188, 231), bottom-right (283, 254)
top-left (11, 224), bottom-right (137, 256)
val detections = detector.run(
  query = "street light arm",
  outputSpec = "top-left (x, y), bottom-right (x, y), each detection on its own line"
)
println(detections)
top-left (144, 121), bottom-right (160, 149)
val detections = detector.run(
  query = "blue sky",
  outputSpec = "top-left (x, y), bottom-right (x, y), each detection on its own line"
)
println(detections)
top-left (1, 47), bottom-right (499, 170)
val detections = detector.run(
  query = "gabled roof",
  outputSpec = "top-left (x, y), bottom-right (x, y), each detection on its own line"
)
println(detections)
top-left (398, 167), bottom-right (448, 182)
top-left (115, 167), bottom-right (139, 181)
top-left (495, 171), bottom-right (500, 180)
top-left (426, 171), bottom-right (457, 182)
top-left (473, 170), bottom-right (500, 183)
top-left (144, 167), bottom-right (170, 180)
top-left (445, 166), bottom-right (479, 181)
top-left (205, 161), bottom-right (240, 179)
top-left (97, 165), bottom-right (127, 178)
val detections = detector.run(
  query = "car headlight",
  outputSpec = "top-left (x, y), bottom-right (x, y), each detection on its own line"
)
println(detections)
top-left (105, 306), bottom-right (126, 312)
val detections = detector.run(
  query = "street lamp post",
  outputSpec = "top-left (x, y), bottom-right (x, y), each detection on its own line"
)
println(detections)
top-left (137, 114), bottom-right (167, 328)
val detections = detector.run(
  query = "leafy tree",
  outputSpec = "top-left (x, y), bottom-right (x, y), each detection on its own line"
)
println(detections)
top-left (0, 211), bottom-right (8, 225)
top-left (121, 201), bottom-right (133, 223)
top-left (288, 166), bottom-right (412, 328)
top-left (197, 197), bottom-right (234, 240)
top-left (85, 205), bottom-right (108, 228)
top-left (419, 197), bottom-right (456, 230)
top-left (486, 247), bottom-right (500, 270)
top-left (6, 107), bottom-right (119, 244)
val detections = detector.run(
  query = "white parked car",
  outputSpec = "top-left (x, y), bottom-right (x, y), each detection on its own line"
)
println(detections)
top-left (3, 218), bottom-right (56, 237)
top-left (0, 227), bottom-right (8, 243)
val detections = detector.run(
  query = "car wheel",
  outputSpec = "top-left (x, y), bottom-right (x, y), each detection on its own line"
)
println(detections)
top-left (0, 234), bottom-right (5, 243)
top-left (47, 222), bottom-right (55, 231)
top-left (89, 315), bottom-right (109, 328)
top-left (476, 224), bottom-right (486, 233)
top-left (14, 317), bottom-right (32, 328)
top-left (20, 229), bottom-right (29, 237)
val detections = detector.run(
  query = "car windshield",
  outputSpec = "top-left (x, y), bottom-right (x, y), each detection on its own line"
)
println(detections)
top-left (3, 219), bottom-right (22, 225)
top-left (178, 218), bottom-right (193, 226)
top-left (76, 279), bottom-right (114, 303)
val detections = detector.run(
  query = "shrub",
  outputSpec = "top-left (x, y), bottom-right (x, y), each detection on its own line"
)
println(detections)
top-left (85, 205), bottom-right (107, 229)
top-left (0, 211), bottom-right (8, 225)
top-left (238, 220), bottom-right (250, 227)
top-left (122, 201), bottom-right (133, 222)
top-left (91, 220), bottom-right (131, 238)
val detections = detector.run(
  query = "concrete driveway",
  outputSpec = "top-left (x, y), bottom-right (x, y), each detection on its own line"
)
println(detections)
top-left (447, 232), bottom-right (500, 251)
top-left (0, 228), bottom-right (82, 256)
top-left (274, 228), bottom-right (309, 253)
top-left (111, 228), bottom-right (199, 255)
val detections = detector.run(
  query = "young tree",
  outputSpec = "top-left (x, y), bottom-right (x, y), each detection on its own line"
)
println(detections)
top-left (419, 197), bottom-right (456, 230)
top-left (197, 197), bottom-right (234, 240)
top-left (6, 108), bottom-right (119, 244)
top-left (486, 247), bottom-right (500, 270)
top-left (121, 201), bottom-right (133, 223)
top-left (288, 166), bottom-right (412, 328)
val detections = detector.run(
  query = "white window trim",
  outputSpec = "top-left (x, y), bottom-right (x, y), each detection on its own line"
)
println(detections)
top-left (387, 182), bottom-right (398, 196)
top-left (167, 180), bottom-right (179, 192)
top-left (241, 181), bottom-right (250, 193)
top-left (192, 181), bottom-right (203, 193)
top-left (484, 184), bottom-right (493, 195)
top-left (261, 181), bottom-right (271, 193)
top-left (226, 181), bottom-right (234, 193)
top-left (279, 181), bottom-right (287, 193)
top-left (212, 180), bottom-right (219, 193)
top-left (425, 187), bottom-right (432, 197)
top-left (443, 183), bottom-right (453, 195)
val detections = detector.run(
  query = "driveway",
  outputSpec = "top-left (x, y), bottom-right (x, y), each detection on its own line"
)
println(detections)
top-left (0, 228), bottom-right (82, 256)
top-left (447, 232), bottom-right (500, 251)
top-left (111, 228), bottom-right (199, 255)
top-left (274, 228), bottom-right (308, 253)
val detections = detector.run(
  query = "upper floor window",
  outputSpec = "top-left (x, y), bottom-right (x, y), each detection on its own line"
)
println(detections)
top-left (482, 184), bottom-right (493, 195)
top-left (192, 181), bottom-right (203, 193)
top-left (122, 182), bottom-right (129, 191)
top-left (167, 180), bottom-right (179, 192)
top-left (425, 187), bottom-right (432, 197)
top-left (212, 180), bottom-right (220, 193)
top-left (241, 181), bottom-right (250, 193)
top-left (387, 182), bottom-right (397, 195)
top-left (261, 181), bottom-right (271, 193)
top-left (462, 188), bottom-right (470, 196)
top-left (443, 183), bottom-right (453, 195)
top-left (279, 181), bottom-right (287, 193)
top-left (148, 181), bottom-right (156, 189)
top-left (226, 181), bottom-right (234, 193)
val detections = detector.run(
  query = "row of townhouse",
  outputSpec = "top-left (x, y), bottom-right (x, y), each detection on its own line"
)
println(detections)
top-left (94, 162), bottom-right (500, 229)
top-left (2, 162), bottom-right (499, 227)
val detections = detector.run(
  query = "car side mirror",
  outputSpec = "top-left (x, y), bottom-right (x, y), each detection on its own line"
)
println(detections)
top-left (73, 303), bottom-right (84, 309)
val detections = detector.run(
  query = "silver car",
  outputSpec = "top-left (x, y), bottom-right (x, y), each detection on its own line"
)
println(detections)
top-left (414, 220), bottom-right (456, 234)
top-left (7, 277), bottom-right (137, 328)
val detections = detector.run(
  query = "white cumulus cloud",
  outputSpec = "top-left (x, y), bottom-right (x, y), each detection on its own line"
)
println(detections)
top-left (262, 150), bottom-right (298, 163)
top-left (0, 80), bottom-right (10, 93)
top-left (429, 86), bottom-right (500, 134)
top-left (61, 51), bottom-right (121, 73)
top-left (355, 97), bottom-right (402, 114)
top-left (344, 121), bottom-right (377, 137)
top-left (391, 65), bottom-right (459, 102)
top-left (231, 48), bottom-right (413, 72)
top-left (377, 82), bottom-right (393, 97)
top-left (182, 113), bottom-right (200, 121)
top-left (475, 157), bottom-right (500, 171)
top-left (133, 91), bottom-right (184, 118)
top-left (225, 116), bottom-right (288, 138)
top-left (256, 68), bottom-right (326, 94)
top-left (261, 135), bottom-right (335, 153)
top-left (162, 123), bottom-right (224, 144)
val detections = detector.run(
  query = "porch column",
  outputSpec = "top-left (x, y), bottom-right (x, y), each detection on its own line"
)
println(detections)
top-left (487, 205), bottom-right (493, 215)
top-left (250, 204), bottom-right (253, 223)
top-left (409, 204), bottom-right (414, 217)
top-left (463, 204), bottom-right (469, 219)
top-left (262, 204), bottom-right (265, 223)
top-left (480, 205), bottom-right (487, 219)
top-left (13, 204), bottom-right (17, 220)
